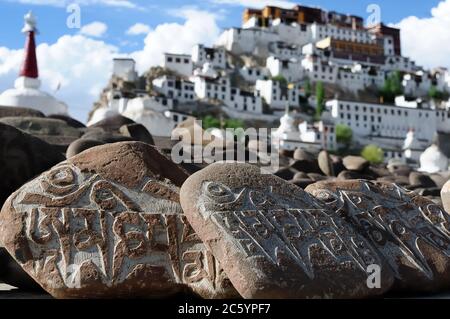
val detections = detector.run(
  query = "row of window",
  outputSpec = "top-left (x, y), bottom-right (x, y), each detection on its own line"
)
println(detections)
top-left (166, 57), bottom-right (190, 64)
top-left (339, 103), bottom-right (450, 119)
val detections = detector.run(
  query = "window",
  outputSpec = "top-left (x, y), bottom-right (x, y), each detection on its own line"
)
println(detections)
top-left (175, 58), bottom-right (181, 63)
top-left (167, 57), bottom-right (173, 62)
top-left (184, 59), bottom-right (189, 64)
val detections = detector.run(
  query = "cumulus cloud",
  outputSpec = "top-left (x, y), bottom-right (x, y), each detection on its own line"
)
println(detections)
top-left (80, 21), bottom-right (108, 38)
top-left (0, 35), bottom-right (118, 122)
top-left (394, 0), bottom-right (450, 70)
top-left (130, 8), bottom-right (221, 72)
top-left (210, 0), bottom-right (296, 9)
top-left (126, 23), bottom-right (151, 36)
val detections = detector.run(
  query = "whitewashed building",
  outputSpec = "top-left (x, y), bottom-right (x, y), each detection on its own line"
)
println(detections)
top-left (112, 58), bottom-right (138, 82)
top-left (255, 79), bottom-right (301, 110)
top-left (266, 56), bottom-right (303, 82)
top-left (152, 76), bottom-right (196, 103)
top-left (192, 44), bottom-right (227, 69)
top-left (163, 53), bottom-right (193, 77)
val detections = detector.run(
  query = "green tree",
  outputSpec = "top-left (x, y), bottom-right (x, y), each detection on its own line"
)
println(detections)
top-left (304, 78), bottom-right (312, 98)
top-left (315, 81), bottom-right (325, 119)
top-left (429, 86), bottom-right (449, 101)
top-left (224, 118), bottom-right (245, 129)
top-left (336, 124), bottom-right (353, 146)
top-left (361, 144), bottom-right (384, 164)
top-left (272, 75), bottom-right (288, 86)
top-left (202, 115), bottom-right (221, 130)
top-left (380, 71), bottom-right (403, 103)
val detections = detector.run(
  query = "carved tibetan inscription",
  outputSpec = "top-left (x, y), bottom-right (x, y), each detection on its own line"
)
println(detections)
top-left (180, 162), bottom-right (394, 299)
top-left (0, 163), bottom-right (236, 299)
top-left (305, 180), bottom-right (450, 293)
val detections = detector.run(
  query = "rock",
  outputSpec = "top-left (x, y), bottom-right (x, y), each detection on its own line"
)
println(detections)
top-left (89, 114), bottom-right (135, 131)
top-left (119, 123), bottom-right (155, 145)
top-left (0, 122), bottom-right (65, 206)
top-left (306, 173), bottom-right (328, 182)
top-left (48, 114), bottom-right (86, 129)
top-left (293, 148), bottom-right (314, 161)
top-left (0, 142), bottom-right (237, 299)
top-left (441, 180), bottom-right (450, 214)
top-left (343, 156), bottom-right (369, 172)
top-left (66, 139), bottom-right (104, 158)
top-left (290, 178), bottom-right (314, 189)
top-left (279, 149), bottom-right (294, 159)
top-left (387, 159), bottom-right (411, 176)
top-left (274, 167), bottom-right (297, 181)
top-left (293, 172), bottom-right (308, 180)
top-left (318, 150), bottom-right (335, 176)
top-left (0, 117), bottom-right (82, 152)
top-left (306, 180), bottom-right (450, 293)
top-left (337, 170), bottom-right (367, 180)
top-left (0, 106), bottom-right (44, 118)
top-left (409, 172), bottom-right (437, 188)
top-left (289, 159), bottom-right (321, 174)
top-left (180, 162), bottom-right (392, 299)
top-left (81, 128), bottom-right (134, 144)
top-left (429, 173), bottom-right (450, 189)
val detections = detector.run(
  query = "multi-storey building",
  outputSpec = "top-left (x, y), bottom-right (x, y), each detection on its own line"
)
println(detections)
top-left (163, 53), bottom-right (193, 77)
top-left (192, 44), bottom-right (227, 69)
top-left (152, 76), bottom-right (196, 103)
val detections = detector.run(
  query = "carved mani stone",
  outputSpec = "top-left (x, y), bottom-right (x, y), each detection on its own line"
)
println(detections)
top-left (0, 142), bottom-right (237, 299)
top-left (306, 180), bottom-right (450, 293)
top-left (180, 162), bottom-right (394, 299)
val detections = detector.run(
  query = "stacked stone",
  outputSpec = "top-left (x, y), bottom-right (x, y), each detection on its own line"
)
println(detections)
top-left (1, 109), bottom-right (450, 299)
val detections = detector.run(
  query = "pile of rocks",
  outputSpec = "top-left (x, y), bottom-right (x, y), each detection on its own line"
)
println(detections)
top-left (1, 107), bottom-right (450, 299)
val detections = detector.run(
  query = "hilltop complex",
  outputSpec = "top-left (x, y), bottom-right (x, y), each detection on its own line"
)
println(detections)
top-left (89, 4), bottom-right (450, 166)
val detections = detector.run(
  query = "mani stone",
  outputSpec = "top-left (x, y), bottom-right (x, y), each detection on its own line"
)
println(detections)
top-left (48, 114), bottom-right (86, 129)
top-left (0, 122), bottom-right (65, 206)
top-left (306, 180), bottom-right (450, 293)
top-left (180, 162), bottom-right (393, 299)
top-left (0, 105), bottom-right (44, 118)
top-left (343, 156), bottom-right (369, 172)
top-left (441, 180), bottom-right (450, 214)
top-left (119, 123), bottom-right (155, 146)
top-left (0, 142), bottom-right (237, 299)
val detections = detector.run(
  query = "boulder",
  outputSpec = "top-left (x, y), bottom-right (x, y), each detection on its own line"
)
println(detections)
top-left (0, 142), bottom-right (237, 299)
top-left (180, 162), bottom-right (393, 299)
top-left (119, 123), bottom-right (155, 145)
top-left (89, 114), bottom-right (135, 132)
top-left (318, 150), bottom-right (335, 176)
top-left (66, 139), bottom-right (104, 158)
top-left (47, 114), bottom-right (86, 129)
top-left (343, 156), bottom-right (369, 172)
top-left (0, 106), bottom-right (44, 118)
top-left (306, 180), bottom-right (450, 293)
top-left (0, 122), bottom-right (65, 206)
top-left (81, 128), bottom-right (133, 144)
top-left (409, 172), bottom-right (437, 188)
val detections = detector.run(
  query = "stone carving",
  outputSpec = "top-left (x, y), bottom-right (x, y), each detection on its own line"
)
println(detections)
top-left (306, 180), bottom-right (450, 293)
top-left (181, 162), bottom-right (394, 299)
top-left (0, 142), bottom-right (237, 299)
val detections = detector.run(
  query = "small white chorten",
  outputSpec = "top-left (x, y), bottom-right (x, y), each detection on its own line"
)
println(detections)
top-left (0, 12), bottom-right (68, 116)
top-left (419, 144), bottom-right (449, 173)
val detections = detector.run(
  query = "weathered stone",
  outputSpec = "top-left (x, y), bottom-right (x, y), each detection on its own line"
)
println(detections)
top-left (47, 114), bottom-right (86, 129)
top-left (441, 180), bottom-right (450, 214)
top-left (289, 159), bottom-right (321, 174)
top-left (66, 139), bottom-right (104, 158)
top-left (290, 178), bottom-right (315, 189)
top-left (306, 180), bottom-right (450, 293)
top-left (81, 128), bottom-right (134, 144)
top-left (180, 162), bottom-right (393, 299)
top-left (0, 123), bottom-right (65, 206)
top-left (0, 142), bottom-right (237, 299)
top-left (119, 123), bottom-right (155, 145)
top-left (293, 172), bottom-right (308, 180)
top-left (387, 160), bottom-right (411, 176)
top-left (89, 114), bottom-right (135, 132)
top-left (279, 149), bottom-right (294, 159)
top-left (409, 172), bottom-right (437, 188)
top-left (306, 173), bottom-right (328, 182)
top-left (274, 167), bottom-right (297, 181)
top-left (337, 170), bottom-right (367, 180)
top-left (318, 150), bottom-right (335, 177)
top-left (0, 117), bottom-right (82, 152)
top-left (293, 149), bottom-right (315, 162)
top-left (0, 106), bottom-right (44, 118)
top-left (343, 156), bottom-right (369, 172)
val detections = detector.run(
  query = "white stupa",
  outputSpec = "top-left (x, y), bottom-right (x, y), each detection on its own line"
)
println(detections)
top-left (419, 144), bottom-right (449, 173)
top-left (0, 12), bottom-right (68, 115)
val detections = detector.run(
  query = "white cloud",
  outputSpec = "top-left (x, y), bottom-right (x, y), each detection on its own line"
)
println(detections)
top-left (394, 0), bottom-right (450, 69)
top-left (5, 0), bottom-right (140, 9)
top-left (126, 23), bottom-right (151, 36)
top-left (210, 0), bottom-right (296, 9)
top-left (80, 21), bottom-right (108, 38)
top-left (0, 35), bottom-right (118, 122)
top-left (130, 8), bottom-right (221, 72)
top-left (0, 7), bottom-right (222, 123)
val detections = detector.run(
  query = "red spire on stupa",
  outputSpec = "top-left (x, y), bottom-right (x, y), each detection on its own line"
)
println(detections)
top-left (19, 11), bottom-right (39, 79)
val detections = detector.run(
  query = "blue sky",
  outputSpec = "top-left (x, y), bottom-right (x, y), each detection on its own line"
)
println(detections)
top-left (0, 0), bottom-right (449, 122)
top-left (0, 0), bottom-right (442, 50)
